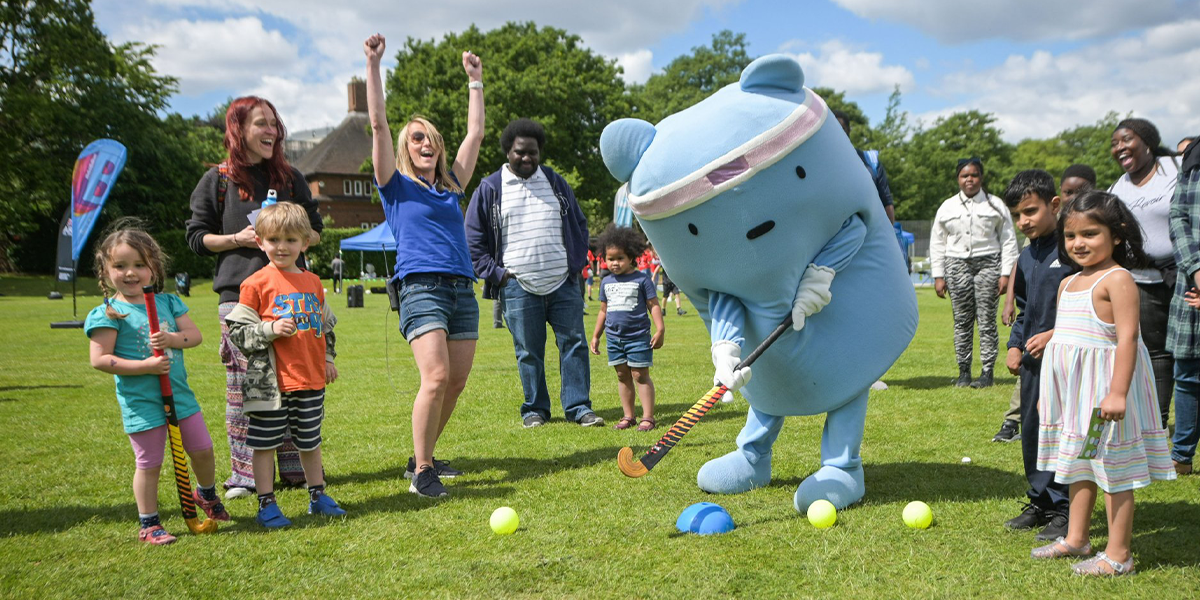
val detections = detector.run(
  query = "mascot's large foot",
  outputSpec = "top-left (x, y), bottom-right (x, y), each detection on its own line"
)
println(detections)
top-left (793, 465), bottom-right (864, 512)
top-left (697, 450), bottom-right (772, 494)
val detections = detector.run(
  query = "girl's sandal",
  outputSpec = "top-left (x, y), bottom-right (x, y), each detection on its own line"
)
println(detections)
top-left (1072, 552), bottom-right (1135, 577)
top-left (637, 418), bottom-right (656, 431)
top-left (1031, 537), bottom-right (1092, 559)
top-left (614, 417), bottom-right (636, 430)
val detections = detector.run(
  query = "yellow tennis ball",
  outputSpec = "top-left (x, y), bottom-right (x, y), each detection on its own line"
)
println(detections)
top-left (902, 501), bottom-right (932, 529)
top-left (806, 499), bottom-right (837, 529)
top-left (490, 507), bottom-right (519, 535)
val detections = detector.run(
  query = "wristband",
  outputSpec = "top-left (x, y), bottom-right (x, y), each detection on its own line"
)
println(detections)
top-left (468, 80), bottom-right (483, 90)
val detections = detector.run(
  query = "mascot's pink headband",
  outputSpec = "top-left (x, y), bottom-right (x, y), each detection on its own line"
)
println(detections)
top-left (629, 91), bottom-right (827, 221)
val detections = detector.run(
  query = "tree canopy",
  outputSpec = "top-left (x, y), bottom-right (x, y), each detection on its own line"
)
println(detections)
top-left (0, 0), bottom-right (222, 272)
top-left (631, 30), bottom-right (752, 125)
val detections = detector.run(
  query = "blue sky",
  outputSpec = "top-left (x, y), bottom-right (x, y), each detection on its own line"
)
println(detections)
top-left (94, 0), bottom-right (1200, 146)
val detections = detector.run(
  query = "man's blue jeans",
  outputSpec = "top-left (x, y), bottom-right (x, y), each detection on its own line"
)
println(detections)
top-left (501, 274), bottom-right (593, 422)
top-left (1171, 358), bottom-right (1200, 464)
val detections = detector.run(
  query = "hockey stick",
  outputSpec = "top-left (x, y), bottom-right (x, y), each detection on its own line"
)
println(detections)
top-left (617, 314), bottom-right (793, 478)
top-left (143, 286), bottom-right (218, 534)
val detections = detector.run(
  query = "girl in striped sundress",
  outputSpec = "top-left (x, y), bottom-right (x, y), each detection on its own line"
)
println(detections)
top-left (1032, 191), bottom-right (1175, 576)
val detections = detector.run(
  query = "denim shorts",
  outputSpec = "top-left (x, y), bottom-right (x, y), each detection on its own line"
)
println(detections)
top-left (606, 332), bottom-right (653, 367)
top-left (398, 273), bottom-right (479, 341)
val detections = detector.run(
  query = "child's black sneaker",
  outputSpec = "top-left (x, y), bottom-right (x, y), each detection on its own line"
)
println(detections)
top-left (992, 420), bottom-right (1020, 443)
top-left (1035, 512), bottom-right (1069, 541)
top-left (409, 466), bottom-right (448, 498)
top-left (1004, 503), bottom-right (1048, 530)
top-left (404, 456), bottom-right (462, 479)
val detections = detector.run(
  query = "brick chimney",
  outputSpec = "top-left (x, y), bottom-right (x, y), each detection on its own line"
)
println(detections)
top-left (348, 78), bottom-right (367, 113)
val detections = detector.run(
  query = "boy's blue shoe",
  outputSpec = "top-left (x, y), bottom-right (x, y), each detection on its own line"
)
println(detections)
top-left (256, 503), bottom-right (292, 528)
top-left (308, 492), bottom-right (347, 516)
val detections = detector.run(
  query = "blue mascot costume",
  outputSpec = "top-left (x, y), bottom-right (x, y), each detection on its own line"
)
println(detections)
top-left (600, 55), bottom-right (917, 512)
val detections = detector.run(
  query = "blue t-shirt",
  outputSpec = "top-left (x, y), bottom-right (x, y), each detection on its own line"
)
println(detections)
top-left (376, 170), bottom-right (475, 280)
top-left (84, 294), bottom-right (201, 434)
top-left (599, 271), bottom-right (657, 338)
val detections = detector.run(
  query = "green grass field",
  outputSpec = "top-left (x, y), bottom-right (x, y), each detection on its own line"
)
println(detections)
top-left (1, 274), bottom-right (1197, 598)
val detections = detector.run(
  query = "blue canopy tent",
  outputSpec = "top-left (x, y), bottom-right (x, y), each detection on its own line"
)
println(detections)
top-left (339, 223), bottom-right (396, 279)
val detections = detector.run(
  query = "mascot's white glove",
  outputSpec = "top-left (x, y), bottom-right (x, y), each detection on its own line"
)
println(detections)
top-left (791, 264), bottom-right (835, 331)
top-left (712, 340), bottom-right (751, 398)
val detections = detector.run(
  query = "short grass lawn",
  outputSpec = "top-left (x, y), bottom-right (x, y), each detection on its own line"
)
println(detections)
top-left (1, 274), bottom-right (1197, 598)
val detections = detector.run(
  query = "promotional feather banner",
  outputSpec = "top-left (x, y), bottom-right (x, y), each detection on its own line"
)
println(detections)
top-left (70, 139), bottom-right (127, 262)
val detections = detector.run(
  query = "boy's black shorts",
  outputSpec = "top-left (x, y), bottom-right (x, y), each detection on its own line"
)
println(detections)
top-left (246, 388), bottom-right (325, 451)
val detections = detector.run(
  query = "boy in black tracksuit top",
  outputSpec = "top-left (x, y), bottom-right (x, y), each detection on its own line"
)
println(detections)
top-left (1002, 170), bottom-right (1073, 540)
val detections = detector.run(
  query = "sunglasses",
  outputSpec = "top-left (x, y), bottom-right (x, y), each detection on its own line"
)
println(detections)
top-left (409, 131), bottom-right (429, 144)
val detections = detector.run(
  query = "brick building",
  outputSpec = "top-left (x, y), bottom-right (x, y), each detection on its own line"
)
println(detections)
top-left (294, 79), bottom-right (383, 229)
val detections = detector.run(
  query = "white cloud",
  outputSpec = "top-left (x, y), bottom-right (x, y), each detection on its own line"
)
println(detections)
top-left (917, 20), bottom-right (1200, 144)
top-left (137, 0), bottom-right (737, 56)
top-left (782, 40), bottom-right (915, 95)
top-left (831, 0), bottom-right (1193, 42)
top-left (246, 75), bottom-right (356, 133)
top-left (97, 0), bottom-right (738, 130)
top-left (118, 17), bottom-right (300, 96)
top-left (616, 50), bottom-right (655, 84)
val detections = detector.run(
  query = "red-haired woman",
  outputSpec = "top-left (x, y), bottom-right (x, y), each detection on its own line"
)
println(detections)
top-left (185, 97), bottom-right (323, 500)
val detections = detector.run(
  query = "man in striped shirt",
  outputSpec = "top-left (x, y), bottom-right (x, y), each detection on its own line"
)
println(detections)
top-left (466, 119), bottom-right (601, 429)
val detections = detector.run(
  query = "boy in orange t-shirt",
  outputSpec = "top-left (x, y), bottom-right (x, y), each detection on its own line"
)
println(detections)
top-left (228, 202), bottom-right (343, 528)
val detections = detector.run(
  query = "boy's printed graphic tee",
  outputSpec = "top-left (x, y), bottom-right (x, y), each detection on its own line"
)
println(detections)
top-left (239, 267), bottom-right (327, 391)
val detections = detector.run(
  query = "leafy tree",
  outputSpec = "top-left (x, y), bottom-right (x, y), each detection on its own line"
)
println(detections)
top-left (814, 87), bottom-right (870, 146)
top-left (0, 0), bottom-right (222, 272)
top-left (858, 87), bottom-right (913, 212)
top-left (632, 30), bottom-right (753, 125)
top-left (1014, 112), bottom-right (1123, 188)
top-left (383, 22), bottom-right (630, 228)
top-left (891, 110), bottom-right (1014, 220)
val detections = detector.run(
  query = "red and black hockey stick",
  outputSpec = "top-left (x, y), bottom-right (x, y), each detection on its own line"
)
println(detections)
top-left (143, 286), bottom-right (218, 534)
top-left (617, 314), bottom-right (793, 478)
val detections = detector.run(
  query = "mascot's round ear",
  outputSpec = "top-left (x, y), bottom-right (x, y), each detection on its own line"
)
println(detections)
top-left (601, 119), bottom-right (656, 183)
top-left (739, 54), bottom-right (804, 93)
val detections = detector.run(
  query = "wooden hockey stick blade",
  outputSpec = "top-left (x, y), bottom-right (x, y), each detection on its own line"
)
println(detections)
top-left (617, 447), bottom-right (649, 478)
top-left (614, 315), bottom-right (795, 478)
top-left (186, 517), bottom-right (218, 534)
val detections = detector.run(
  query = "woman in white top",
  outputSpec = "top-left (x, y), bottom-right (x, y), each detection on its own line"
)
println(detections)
top-left (1107, 118), bottom-right (1180, 427)
top-left (930, 157), bottom-right (1020, 388)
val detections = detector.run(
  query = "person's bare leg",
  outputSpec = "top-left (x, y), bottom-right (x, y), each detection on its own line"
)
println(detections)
top-left (299, 448), bottom-right (324, 487)
top-left (434, 339), bottom-right (476, 441)
top-left (630, 366), bottom-right (655, 422)
top-left (409, 330), bottom-right (450, 471)
top-left (187, 446), bottom-right (216, 488)
top-left (252, 449), bottom-right (276, 495)
top-left (132, 466), bottom-right (162, 515)
top-left (615, 364), bottom-right (635, 420)
top-left (1064, 480), bottom-right (1095, 550)
top-left (1102, 490), bottom-right (1134, 564)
